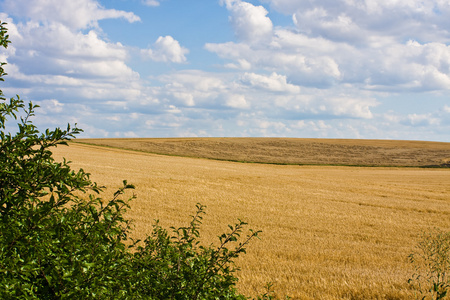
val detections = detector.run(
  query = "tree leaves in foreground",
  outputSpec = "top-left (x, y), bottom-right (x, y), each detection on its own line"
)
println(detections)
top-left (0, 21), bottom-right (285, 299)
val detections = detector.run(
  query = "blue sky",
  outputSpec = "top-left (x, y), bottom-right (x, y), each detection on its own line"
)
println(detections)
top-left (1, 0), bottom-right (449, 141)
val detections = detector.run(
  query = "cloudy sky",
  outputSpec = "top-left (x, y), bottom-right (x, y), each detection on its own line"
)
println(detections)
top-left (1, 0), bottom-right (449, 141)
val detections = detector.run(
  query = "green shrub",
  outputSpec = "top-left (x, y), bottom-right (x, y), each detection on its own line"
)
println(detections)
top-left (0, 21), bottom-right (283, 299)
top-left (409, 228), bottom-right (450, 300)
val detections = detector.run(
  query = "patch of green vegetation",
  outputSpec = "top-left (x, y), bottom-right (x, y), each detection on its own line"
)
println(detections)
top-left (409, 228), bottom-right (450, 300)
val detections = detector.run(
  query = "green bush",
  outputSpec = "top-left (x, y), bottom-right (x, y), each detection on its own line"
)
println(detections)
top-left (409, 228), bottom-right (450, 300)
top-left (0, 21), bottom-right (282, 299)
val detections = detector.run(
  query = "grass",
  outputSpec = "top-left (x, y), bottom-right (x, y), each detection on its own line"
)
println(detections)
top-left (53, 139), bottom-right (450, 299)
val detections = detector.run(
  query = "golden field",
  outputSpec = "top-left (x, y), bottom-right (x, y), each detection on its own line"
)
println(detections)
top-left (75, 137), bottom-right (450, 167)
top-left (52, 139), bottom-right (450, 299)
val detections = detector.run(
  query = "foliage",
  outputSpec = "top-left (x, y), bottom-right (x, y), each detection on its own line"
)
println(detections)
top-left (0, 21), bottom-right (280, 299)
top-left (409, 228), bottom-right (450, 300)
top-left (132, 204), bottom-right (260, 299)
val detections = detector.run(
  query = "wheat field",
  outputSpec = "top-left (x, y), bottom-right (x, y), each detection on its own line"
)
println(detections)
top-left (75, 137), bottom-right (450, 167)
top-left (52, 140), bottom-right (450, 299)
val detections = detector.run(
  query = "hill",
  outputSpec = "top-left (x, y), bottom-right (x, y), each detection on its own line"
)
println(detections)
top-left (74, 138), bottom-right (450, 167)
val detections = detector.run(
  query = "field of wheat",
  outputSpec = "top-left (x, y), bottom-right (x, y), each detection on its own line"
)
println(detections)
top-left (52, 140), bottom-right (450, 299)
top-left (75, 137), bottom-right (450, 167)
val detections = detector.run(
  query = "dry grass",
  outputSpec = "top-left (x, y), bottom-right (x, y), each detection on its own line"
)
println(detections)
top-left (52, 140), bottom-right (450, 299)
top-left (74, 137), bottom-right (450, 167)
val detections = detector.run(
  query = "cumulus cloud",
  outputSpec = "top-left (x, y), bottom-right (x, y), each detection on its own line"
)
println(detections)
top-left (226, 94), bottom-right (249, 109)
top-left (403, 113), bottom-right (440, 127)
top-left (322, 97), bottom-right (377, 119)
top-left (3, 21), bottom-right (138, 89)
top-left (1, 0), bottom-right (449, 140)
top-left (0, 0), bottom-right (144, 113)
top-left (264, 0), bottom-right (450, 44)
top-left (151, 70), bottom-right (378, 125)
top-left (220, 0), bottom-right (273, 43)
top-left (142, 36), bottom-right (189, 63)
top-left (2, 0), bottom-right (140, 30)
top-left (1, 0), bottom-right (142, 84)
top-left (173, 92), bottom-right (195, 107)
top-left (363, 41), bottom-right (450, 91)
top-left (159, 70), bottom-right (225, 92)
top-left (240, 72), bottom-right (300, 93)
top-left (207, 0), bottom-right (450, 92)
top-left (206, 31), bottom-right (343, 87)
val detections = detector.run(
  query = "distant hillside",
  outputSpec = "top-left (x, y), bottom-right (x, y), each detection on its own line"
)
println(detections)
top-left (73, 138), bottom-right (450, 167)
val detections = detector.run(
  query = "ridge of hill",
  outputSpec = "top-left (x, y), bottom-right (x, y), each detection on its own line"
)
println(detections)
top-left (73, 138), bottom-right (450, 167)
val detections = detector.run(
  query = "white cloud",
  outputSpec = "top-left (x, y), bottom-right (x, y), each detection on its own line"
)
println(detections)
top-left (207, 26), bottom-right (450, 91)
top-left (224, 59), bottom-right (252, 70)
top-left (4, 21), bottom-right (139, 90)
top-left (2, 0), bottom-right (449, 140)
top-left (363, 41), bottom-right (450, 91)
top-left (2, 0), bottom-right (140, 30)
top-left (205, 0), bottom-right (450, 93)
top-left (404, 113), bottom-right (440, 127)
top-left (323, 97), bottom-right (377, 119)
top-left (36, 99), bottom-right (64, 114)
top-left (221, 0), bottom-right (273, 43)
top-left (226, 94), bottom-right (249, 109)
top-left (264, 0), bottom-right (450, 44)
top-left (142, 36), bottom-right (189, 63)
top-left (147, 71), bottom-right (229, 110)
top-left (0, 1), bottom-right (145, 111)
top-left (159, 70), bottom-right (225, 92)
top-left (206, 34), bottom-right (343, 86)
top-left (204, 41), bottom-right (251, 63)
top-left (1, 0), bottom-right (141, 98)
top-left (240, 72), bottom-right (300, 93)
top-left (12, 22), bottom-right (128, 61)
top-left (173, 92), bottom-right (195, 106)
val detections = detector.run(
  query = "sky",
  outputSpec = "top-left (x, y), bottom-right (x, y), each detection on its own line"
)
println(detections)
top-left (0, 0), bottom-right (449, 141)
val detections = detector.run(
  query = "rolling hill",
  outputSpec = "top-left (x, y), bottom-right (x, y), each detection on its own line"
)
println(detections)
top-left (74, 138), bottom-right (450, 167)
